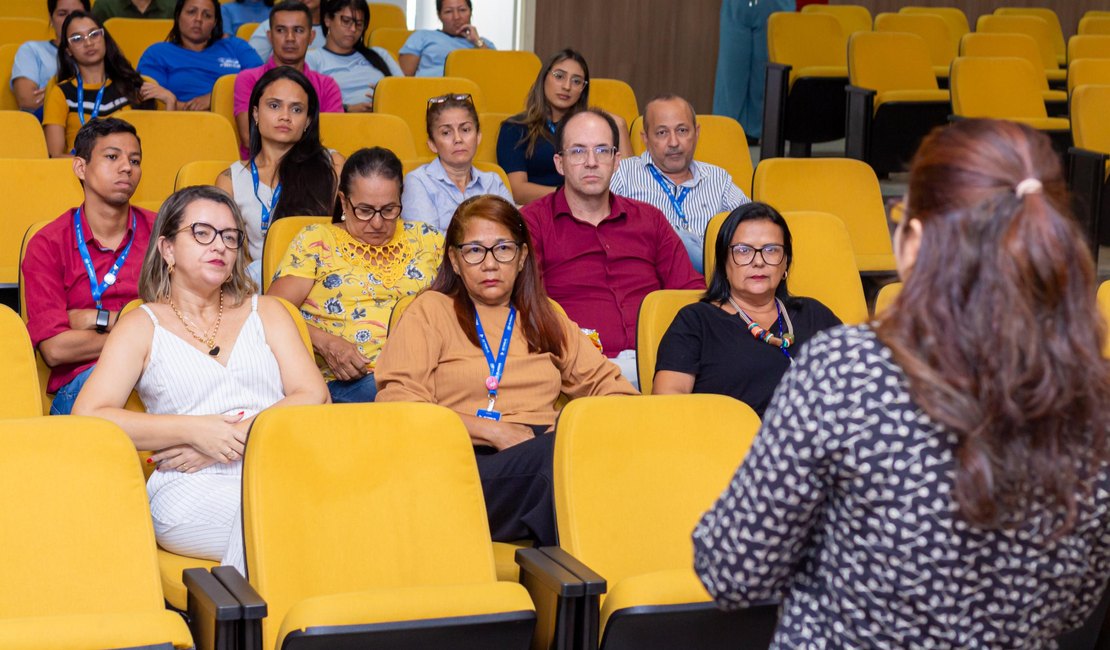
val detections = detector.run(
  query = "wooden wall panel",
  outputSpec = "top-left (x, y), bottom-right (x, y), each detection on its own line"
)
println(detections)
top-left (832, 0), bottom-right (1110, 39)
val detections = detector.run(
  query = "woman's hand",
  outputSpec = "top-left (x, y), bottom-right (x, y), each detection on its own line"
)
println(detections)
top-left (151, 444), bottom-right (217, 473)
top-left (181, 93), bottom-right (212, 111)
top-left (320, 336), bottom-right (372, 381)
top-left (487, 420), bottom-right (535, 451)
top-left (188, 413), bottom-right (249, 461)
top-left (459, 24), bottom-right (482, 47)
top-left (346, 99), bottom-right (373, 113)
top-left (140, 80), bottom-right (177, 110)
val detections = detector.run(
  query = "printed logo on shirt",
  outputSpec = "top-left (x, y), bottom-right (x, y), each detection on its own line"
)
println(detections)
top-left (218, 57), bottom-right (242, 70)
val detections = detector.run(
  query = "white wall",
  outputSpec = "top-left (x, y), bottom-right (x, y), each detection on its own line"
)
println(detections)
top-left (403, 0), bottom-right (527, 50)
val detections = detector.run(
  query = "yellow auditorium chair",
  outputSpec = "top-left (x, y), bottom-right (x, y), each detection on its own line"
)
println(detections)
top-left (518, 394), bottom-right (778, 650)
top-left (762, 11), bottom-right (848, 160)
top-left (635, 290), bottom-right (702, 395)
top-left (874, 12), bottom-right (956, 85)
top-left (366, 2), bottom-right (407, 35)
top-left (960, 33), bottom-right (1067, 114)
top-left (0, 159), bottom-right (84, 286)
top-left (121, 110), bottom-right (239, 205)
top-left (976, 15), bottom-right (1065, 88)
top-left (18, 220), bottom-right (56, 415)
top-left (0, 110), bottom-right (48, 157)
top-left (318, 111), bottom-right (417, 160)
top-left (845, 31), bottom-right (950, 177)
top-left (1068, 58), bottom-right (1110, 96)
top-left (873, 281), bottom-right (902, 317)
top-left (1069, 35), bottom-right (1110, 63)
top-left (1100, 281), bottom-right (1110, 358)
top-left (236, 21), bottom-right (258, 41)
top-left (175, 159), bottom-right (234, 190)
top-left (369, 27), bottom-right (413, 61)
top-left (203, 403), bottom-right (537, 650)
top-left (445, 49), bottom-right (541, 115)
top-left (478, 111), bottom-right (512, 164)
top-left (104, 18), bottom-right (174, 70)
top-left (1068, 84), bottom-right (1110, 253)
top-left (0, 304), bottom-right (41, 419)
top-left (0, 0), bottom-right (49, 20)
top-left (752, 156), bottom-right (896, 277)
top-left (949, 57), bottom-right (1071, 155)
top-left (374, 76), bottom-right (484, 156)
top-left (801, 3), bottom-right (872, 36)
top-left (0, 417), bottom-right (241, 649)
top-left (1087, 11), bottom-right (1110, 20)
top-left (1079, 17), bottom-right (1110, 37)
top-left (0, 44), bottom-right (21, 110)
top-left (211, 74), bottom-right (239, 150)
top-left (260, 216), bottom-right (331, 291)
top-left (900, 6), bottom-right (969, 52)
top-left (994, 7), bottom-right (1067, 67)
top-left (0, 17), bottom-right (48, 47)
top-left (588, 78), bottom-right (639, 131)
top-left (630, 113), bottom-right (754, 195)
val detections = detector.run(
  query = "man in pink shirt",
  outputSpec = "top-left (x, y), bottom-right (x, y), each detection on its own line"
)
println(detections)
top-left (521, 108), bottom-right (704, 388)
top-left (233, 0), bottom-right (342, 157)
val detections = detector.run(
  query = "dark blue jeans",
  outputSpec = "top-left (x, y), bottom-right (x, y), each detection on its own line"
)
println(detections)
top-left (327, 373), bottom-right (378, 403)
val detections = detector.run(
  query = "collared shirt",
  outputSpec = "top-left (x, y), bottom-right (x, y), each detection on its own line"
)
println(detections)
top-left (92, 0), bottom-right (176, 20)
top-left (138, 38), bottom-right (263, 102)
top-left (610, 151), bottom-right (750, 239)
top-left (520, 188), bottom-right (704, 356)
top-left (401, 157), bottom-right (515, 231)
top-left (22, 205), bottom-right (156, 393)
top-left (398, 29), bottom-right (495, 77)
top-left (232, 57), bottom-right (344, 157)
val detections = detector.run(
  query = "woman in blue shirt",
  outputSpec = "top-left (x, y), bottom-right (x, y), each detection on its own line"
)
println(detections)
top-left (305, 0), bottom-right (402, 113)
top-left (398, 0), bottom-right (493, 77)
top-left (221, 0), bottom-right (272, 38)
top-left (138, 0), bottom-right (262, 111)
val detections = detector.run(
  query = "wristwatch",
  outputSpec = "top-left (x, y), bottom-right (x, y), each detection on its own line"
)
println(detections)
top-left (95, 308), bottom-right (111, 333)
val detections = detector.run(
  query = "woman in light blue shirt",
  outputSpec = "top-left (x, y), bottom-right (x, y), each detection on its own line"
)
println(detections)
top-left (398, 0), bottom-right (493, 77)
top-left (221, 0), bottom-right (271, 37)
top-left (305, 0), bottom-right (402, 112)
top-left (11, 0), bottom-right (90, 117)
top-left (402, 93), bottom-right (513, 230)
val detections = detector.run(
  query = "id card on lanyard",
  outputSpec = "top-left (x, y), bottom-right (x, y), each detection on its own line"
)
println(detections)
top-left (647, 164), bottom-right (692, 230)
top-left (250, 158), bottom-right (283, 237)
top-left (475, 306), bottom-right (516, 421)
top-left (74, 207), bottom-right (137, 309)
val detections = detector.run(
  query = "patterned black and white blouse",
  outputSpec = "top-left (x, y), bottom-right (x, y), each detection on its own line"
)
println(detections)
top-left (693, 326), bottom-right (1110, 648)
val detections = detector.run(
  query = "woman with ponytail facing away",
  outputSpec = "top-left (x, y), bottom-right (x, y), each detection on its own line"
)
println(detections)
top-left (693, 119), bottom-right (1110, 647)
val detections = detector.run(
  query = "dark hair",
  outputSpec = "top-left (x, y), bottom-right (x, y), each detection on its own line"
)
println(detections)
top-left (875, 118), bottom-right (1110, 537)
top-left (248, 67), bottom-right (337, 221)
top-left (425, 94), bottom-right (480, 140)
top-left (72, 116), bottom-right (140, 162)
top-left (168, 0), bottom-right (223, 48)
top-left (332, 147), bottom-right (404, 223)
top-left (703, 202), bottom-right (793, 305)
top-left (435, 0), bottom-right (472, 13)
top-left (320, 0), bottom-right (394, 79)
top-left (511, 48), bottom-right (590, 158)
top-left (431, 195), bottom-right (565, 356)
top-left (56, 12), bottom-right (147, 108)
top-left (554, 106), bottom-right (619, 152)
top-left (48, 0), bottom-right (92, 14)
top-left (269, 0), bottom-right (312, 26)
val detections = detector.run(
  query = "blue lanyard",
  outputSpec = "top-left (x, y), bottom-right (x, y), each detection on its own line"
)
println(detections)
top-left (475, 306), bottom-right (516, 401)
top-left (250, 159), bottom-right (283, 236)
top-left (74, 207), bottom-right (137, 309)
top-left (646, 164), bottom-right (692, 229)
top-left (75, 73), bottom-right (107, 126)
top-left (546, 120), bottom-right (556, 135)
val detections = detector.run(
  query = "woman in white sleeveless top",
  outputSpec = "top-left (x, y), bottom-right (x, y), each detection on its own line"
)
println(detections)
top-left (75, 186), bottom-right (328, 574)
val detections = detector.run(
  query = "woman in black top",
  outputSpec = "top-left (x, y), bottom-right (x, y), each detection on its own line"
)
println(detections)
top-left (653, 202), bottom-right (840, 416)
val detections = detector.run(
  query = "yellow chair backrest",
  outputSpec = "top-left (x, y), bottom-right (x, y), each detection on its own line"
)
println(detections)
top-left (784, 210), bottom-right (869, 324)
top-left (235, 21), bottom-right (257, 41)
top-left (553, 394), bottom-right (760, 593)
top-left (768, 12), bottom-right (847, 79)
top-left (0, 304), bottom-right (41, 418)
top-left (873, 281), bottom-right (902, 316)
top-left (477, 111), bottom-right (511, 164)
top-left (635, 289), bottom-right (702, 395)
top-left (1071, 84), bottom-right (1110, 154)
top-left (1099, 280), bottom-right (1110, 357)
top-left (1081, 17), bottom-right (1110, 37)
top-left (367, 3), bottom-right (407, 34)
top-left (318, 112), bottom-right (417, 160)
top-left (1069, 35), bottom-right (1110, 63)
top-left (0, 17), bottom-right (48, 47)
top-left (475, 160), bottom-right (511, 190)
top-left (976, 14), bottom-right (1059, 72)
top-left (849, 31), bottom-right (939, 92)
top-left (175, 160), bottom-right (233, 190)
top-left (801, 3), bottom-right (872, 36)
top-left (900, 6), bottom-right (969, 46)
top-left (103, 18), bottom-right (173, 68)
top-left (120, 110), bottom-right (239, 205)
top-left (702, 210), bottom-right (730, 284)
top-left (0, 44), bottom-right (21, 110)
top-left (444, 49), bottom-right (541, 114)
top-left (0, 159), bottom-right (84, 285)
top-left (994, 7), bottom-right (1066, 67)
top-left (588, 78), bottom-right (639, 129)
top-left (949, 56), bottom-right (1048, 120)
top-left (1068, 58), bottom-right (1110, 96)
top-left (18, 220), bottom-right (53, 414)
top-left (961, 33), bottom-right (1052, 90)
top-left (210, 74), bottom-right (238, 150)
top-left (0, 0), bottom-right (49, 20)
top-left (243, 402), bottom-right (504, 649)
top-left (752, 157), bottom-right (894, 275)
top-left (630, 113), bottom-right (755, 196)
top-left (874, 12), bottom-right (956, 73)
top-left (374, 76), bottom-right (484, 155)
top-left (0, 109), bottom-right (48, 157)
top-left (368, 27), bottom-right (413, 60)
top-left (1087, 11), bottom-right (1110, 20)
top-left (261, 215), bottom-right (331, 291)
top-left (389, 291), bottom-right (417, 331)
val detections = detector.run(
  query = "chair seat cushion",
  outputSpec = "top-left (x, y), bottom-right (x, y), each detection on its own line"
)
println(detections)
top-left (1013, 117), bottom-right (1070, 131)
top-left (790, 66), bottom-right (849, 87)
top-left (874, 89), bottom-right (950, 110)
top-left (1043, 89), bottom-right (1067, 103)
top-left (158, 549), bottom-right (218, 611)
top-left (855, 252), bottom-right (898, 273)
top-left (600, 569), bottom-right (713, 633)
top-left (492, 540), bottom-right (531, 582)
top-left (0, 610), bottom-right (192, 649)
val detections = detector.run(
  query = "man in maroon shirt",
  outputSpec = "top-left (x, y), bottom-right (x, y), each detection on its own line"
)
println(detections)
top-left (520, 108), bottom-right (703, 388)
top-left (22, 117), bottom-right (156, 414)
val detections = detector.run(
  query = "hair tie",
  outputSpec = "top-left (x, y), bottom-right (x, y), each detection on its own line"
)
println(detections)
top-left (1015, 178), bottom-right (1043, 198)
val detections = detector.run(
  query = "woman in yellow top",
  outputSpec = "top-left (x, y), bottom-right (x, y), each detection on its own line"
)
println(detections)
top-left (43, 11), bottom-right (151, 158)
top-left (375, 194), bottom-right (636, 547)
top-left (268, 147), bottom-right (443, 403)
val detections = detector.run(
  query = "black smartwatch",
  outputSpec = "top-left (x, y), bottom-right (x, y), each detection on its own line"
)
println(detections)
top-left (95, 308), bottom-right (111, 333)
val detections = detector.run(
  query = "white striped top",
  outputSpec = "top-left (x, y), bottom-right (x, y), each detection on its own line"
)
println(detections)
top-left (609, 151), bottom-right (750, 239)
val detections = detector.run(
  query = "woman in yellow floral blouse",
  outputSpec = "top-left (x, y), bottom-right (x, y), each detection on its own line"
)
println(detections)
top-left (269, 147), bottom-right (444, 402)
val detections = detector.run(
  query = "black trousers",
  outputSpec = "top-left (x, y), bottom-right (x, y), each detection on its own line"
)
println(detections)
top-left (474, 427), bottom-right (556, 547)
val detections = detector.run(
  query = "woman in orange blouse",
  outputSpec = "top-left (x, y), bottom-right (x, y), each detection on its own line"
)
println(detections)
top-left (376, 194), bottom-right (636, 545)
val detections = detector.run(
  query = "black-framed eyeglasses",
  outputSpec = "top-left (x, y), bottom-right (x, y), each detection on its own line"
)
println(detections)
top-left (336, 14), bottom-right (366, 30)
top-left (730, 243), bottom-right (785, 266)
top-left (560, 145), bottom-right (618, 165)
top-left (549, 69), bottom-right (587, 89)
top-left (176, 222), bottom-right (244, 249)
top-left (428, 93), bottom-right (474, 108)
top-left (346, 197), bottom-right (401, 221)
top-left (67, 28), bottom-right (104, 45)
top-left (455, 241), bottom-right (522, 265)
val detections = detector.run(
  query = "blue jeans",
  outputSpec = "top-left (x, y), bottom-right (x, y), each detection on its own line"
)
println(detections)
top-left (50, 365), bottom-right (95, 415)
top-left (676, 227), bottom-right (705, 275)
top-left (327, 373), bottom-right (378, 403)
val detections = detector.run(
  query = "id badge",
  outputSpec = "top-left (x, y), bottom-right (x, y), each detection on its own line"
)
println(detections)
top-left (476, 409), bottom-right (502, 421)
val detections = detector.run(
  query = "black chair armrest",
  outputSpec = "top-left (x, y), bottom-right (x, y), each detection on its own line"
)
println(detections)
top-left (537, 547), bottom-right (608, 650)
top-left (760, 63), bottom-right (792, 161)
top-left (183, 567), bottom-right (240, 650)
top-left (516, 548), bottom-right (586, 650)
top-left (211, 565), bottom-right (268, 650)
top-left (1069, 146), bottom-right (1109, 257)
top-left (844, 85), bottom-right (876, 162)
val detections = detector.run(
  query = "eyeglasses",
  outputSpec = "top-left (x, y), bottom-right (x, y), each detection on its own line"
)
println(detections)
top-left (730, 243), bottom-right (785, 266)
top-left (427, 93), bottom-right (474, 108)
top-left (67, 28), bottom-right (104, 45)
top-left (346, 197), bottom-right (401, 221)
top-left (455, 241), bottom-right (522, 265)
top-left (560, 145), bottom-right (618, 165)
top-left (336, 14), bottom-right (365, 30)
top-left (177, 222), bottom-right (244, 249)
top-left (550, 69), bottom-right (587, 89)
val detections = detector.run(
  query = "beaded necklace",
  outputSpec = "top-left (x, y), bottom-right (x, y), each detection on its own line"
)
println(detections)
top-left (727, 296), bottom-right (794, 360)
top-left (334, 225), bottom-right (414, 289)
